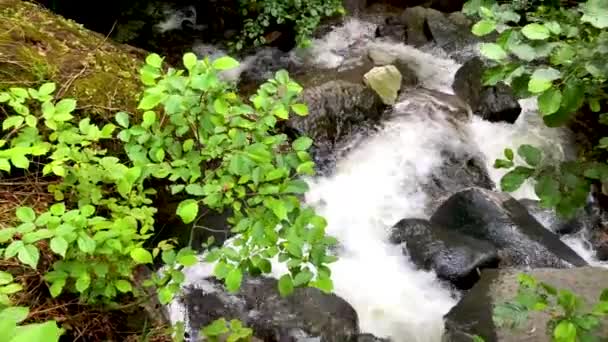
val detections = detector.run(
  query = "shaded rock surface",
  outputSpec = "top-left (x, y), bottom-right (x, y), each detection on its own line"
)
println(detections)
top-left (286, 80), bottom-right (386, 168)
top-left (453, 57), bottom-right (521, 124)
top-left (519, 199), bottom-right (586, 235)
top-left (180, 276), bottom-right (359, 342)
top-left (364, 65), bottom-right (403, 105)
top-left (368, 50), bottom-right (419, 88)
top-left (443, 267), bottom-right (608, 342)
top-left (391, 219), bottom-right (499, 289)
top-left (430, 188), bottom-right (588, 268)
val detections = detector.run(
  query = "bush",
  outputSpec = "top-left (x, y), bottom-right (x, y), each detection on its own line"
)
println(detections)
top-left (0, 52), bottom-right (335, 340)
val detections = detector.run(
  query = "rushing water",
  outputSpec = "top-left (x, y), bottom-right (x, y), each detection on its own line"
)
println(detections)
top-left (168, 16), bottom-right (606, 342)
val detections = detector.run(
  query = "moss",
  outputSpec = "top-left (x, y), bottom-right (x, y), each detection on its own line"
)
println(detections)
top-left (0, 0), bottom-right (146, 118)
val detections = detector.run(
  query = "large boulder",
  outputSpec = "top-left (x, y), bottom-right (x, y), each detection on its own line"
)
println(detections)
top-left (363, 65), bottom-right (403, 105)
top-left (453, 57), bottom-right (522, 124)
top-left (178, 276), bottom-right (359, 341)
top-left (430, 188), bottom-right (588, 268)
top-left (391, 219), bottom-right (499, 289)
top-left (443, 267), bottom-right (608, 341)
top-left (286, 80), bottom-right (385, 167)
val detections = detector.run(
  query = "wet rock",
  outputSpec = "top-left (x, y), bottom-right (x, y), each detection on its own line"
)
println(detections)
top-left (518, 199), bottom-right (586, 235)
top-left (367, 50), bottom-right (418, 87)
top-left (344, 0), bottom-right (368, 16)
top-left (425, 150), bottom-right (494, 212)
top-left (423, 8), bottom-right (477, 54)
top-left (453, 57), bottom-right (521, 124)
top-left (430, 188), bottom-right (588, 268)
top-left (391, 219), bottom-right (499, 289)
top-left (180, 276), bottom-right (359, 342)
top-left (400, 6), bottom-right (431, 47)
top-left (364, 65), bottom-right (403, 105)
top-left (375, 15), bottom-right (406, 41)
top-left (286, 80), bottom-right (385, 167)
top-left (443, 267), bottom-right (608, 341)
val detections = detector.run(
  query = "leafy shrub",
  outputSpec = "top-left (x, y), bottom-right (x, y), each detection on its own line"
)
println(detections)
top-left (0, 52), bottom-right (334, 340)
top-left (233, 0), bottom-right (344, 50)
top-left (464, 0), bottom-right (608, 217)
top-left (493, 274), bottom-right (608, 342)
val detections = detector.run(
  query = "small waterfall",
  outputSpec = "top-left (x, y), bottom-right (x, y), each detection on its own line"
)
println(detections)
top-left (167, 16), bottom-right (607, 342)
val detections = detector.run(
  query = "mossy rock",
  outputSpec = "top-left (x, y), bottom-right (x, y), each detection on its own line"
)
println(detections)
top-left (0, 0), bottom-right (147, 118)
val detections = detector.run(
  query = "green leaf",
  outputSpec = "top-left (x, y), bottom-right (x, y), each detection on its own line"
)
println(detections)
top-left (264, 198), bottom-right (288, 221)
top-left (285, 180), bottom-right (309, 194)
top-left (115, 279), bottom-right (132, 293)
top-left (0, 283), bottom-right (23, 294)
top-left (158, 286), bottom-right (174, 305)
top-left (501, 166), bottom-right (534, 192)
top-left (130, 247), bottom-right (153, 264)
top-left (212, 56), bottom-right (240, 70)
top-left (3, 116), bottom-right (24, 131)
top-left (0, 306), bottom-right (29, 322)
top-left (0, 158), bottom-right (10, 172)
top-left (225, 268), bottom-right (242, 293)
top-left (292, 136), bottom-right (313, 151)
top-left (138, 93), bottom-right (164, 110)
top-left (38, 83), bottom-right (56, 96)
top-left (50, 237), bottom-right (68, 258)
top-left (535, 175), bottom-right (561, 208)
top-left (18, 244), bottom-right (39, 269)
top-left (49, 278), bottom-right (66, 298)
top-left (146, 53), bottom-right (163, 68)
top-left (75, 273), bottom-right (90, 292)
top-left (55, 98), bottom-right (76, 116)
top-left (480, 43), bottom-right (508, 60)
top-left (291, 103), bottom-right (309, 116)
top-left (202, 318), bottom-right (229, 337)
top-left (505, 148), bottom-right (514, 161)
top-left (10, 154), bottom-right (29, 169)
top-left (538, 88), bottom-right (562, 116)
top-left (293, 270), bottom-right (314, 286)
top-left (182, 52), bottom-right (197, 70)
top-left (142, 111), bottom-right (156, 127)
top-left (177, 199), bottom-right (199, 224)
top-left (77, 234), bottom-right (96, 254)
top-left (472, 19), bottom-right (496, 36)
top-left (528, 68), bottom-right (560, 93)
top-left (278, 274), bottom-right (294, 296)
top-left (311, 275), bottom-right (333, 293)
top-left (554, 320), bottom-right (576, 341)
top-left (296, 161), bottom-right (315, 175)
top-left (521, 23), bottom-right (550, 40)
top-left (0, 271), bottom-right (13, 285)
top-left (494, 159), bottom-right (514, 169)
top-left (5, 241), bottom-right (24, 258)
top-left (517, 144), bottom-right (541, 167)
top-left (509, 44), bottom-right (536, 61)
top-left (15, 207), bottom-right (35, 223)
top-left (581, 0), bottom-right (608, 29)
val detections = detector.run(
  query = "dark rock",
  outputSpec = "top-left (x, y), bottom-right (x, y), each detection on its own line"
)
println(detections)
top-left (286, 80), bottom-right (386, 168)
top-left (430, 0), bottom-right (466, 13)
top-left (181, 276), bottom-right (359, 342)
top-left (430, 188), bottom-right (588, 268)
top-left (391, 219), bottom-right (499, 289)
top-left (400, 6), bottom-right (431, 47)
top-left (425, 150), bottom-right (494, 212)
top-left (453, 57), bottom-right (522, 124)
top-left (518, 199), bottom-right (585, 235)
top-left (443, 267), bottom-right (608, 342)
top-left (344, 0), bottom-right (368, 16)
top-left (423, 8), bottom-right (477, 53)
top-left (375, 16), bottom-right (406, 41)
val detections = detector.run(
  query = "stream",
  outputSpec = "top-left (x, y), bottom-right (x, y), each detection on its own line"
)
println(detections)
top-left (167, 15), bottom-right (608, 342)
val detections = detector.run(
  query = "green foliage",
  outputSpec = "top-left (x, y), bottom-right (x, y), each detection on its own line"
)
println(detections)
top-left (465, 0), bottom-right (608, 217)
top-left (0, 51), bottom-right (334, 339)
top-left (232, 0), bottom-right (345, 50)
top-left (201, 318), bottom-right (253, 342)
top-left (493, 274), bottom-right (608, 342)
top-left (0, 306), bottom-right (63, 342)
